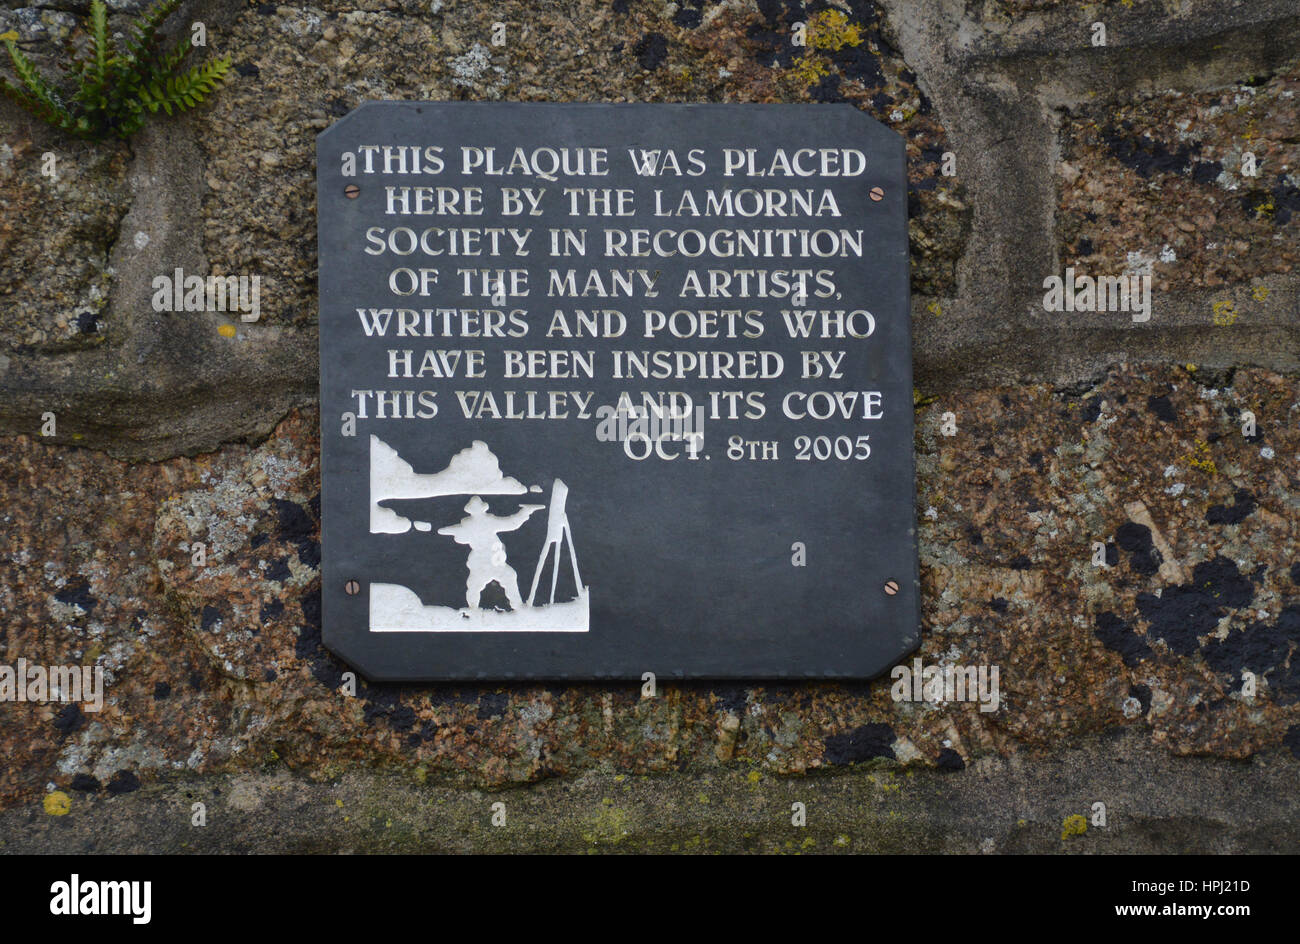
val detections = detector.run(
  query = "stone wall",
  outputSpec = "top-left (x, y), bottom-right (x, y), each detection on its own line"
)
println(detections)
top-left (0, 0), bottom-right (1296, 852)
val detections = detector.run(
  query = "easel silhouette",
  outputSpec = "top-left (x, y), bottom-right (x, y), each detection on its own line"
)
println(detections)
top-left (527, 479), bottom-right (583, 606)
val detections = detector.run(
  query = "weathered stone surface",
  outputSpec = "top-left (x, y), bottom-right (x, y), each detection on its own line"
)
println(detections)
top-left (0, 0), bottom-right (1298, 851)
top-left (1058, 67), bottom-right (1300, 292)
top-left (0, 131), bottom-right (127, 353)
top-left (1, 366), bottom-right (1295, 827)
top-left (5, 733), bottom-right (1298, 852)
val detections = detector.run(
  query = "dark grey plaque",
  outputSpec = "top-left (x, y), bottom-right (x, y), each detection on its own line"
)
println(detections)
top-left (317, 102), bottom-right (918, 680)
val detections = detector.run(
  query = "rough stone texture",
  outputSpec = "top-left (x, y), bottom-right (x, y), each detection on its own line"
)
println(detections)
top-left (1058, 67), bottom-right (1299, 291)
top-left (0, 0), bottom-right (1297, 850)
top-left (0, 131), bottom-right (127, 352)
top-left (1, 366), bottom-right (1297, 848)
top-left (4, 734), bottom-right (1298, 852)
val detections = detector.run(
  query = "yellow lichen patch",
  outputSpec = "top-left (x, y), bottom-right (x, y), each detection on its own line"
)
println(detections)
top-left (1251, 285), bottom-right (1270, 302)
top-left (1211, 300), bottom-right (1237, 326)
top-left (1251, 196), bottom-right (1276, 221)
top-left (1061, 813), bottom-right (1088, 840)
top-left (808, 10), bottom-right (863, 51)
top-left (44, 791), bottom-right (71, 816)
top-left (218, 323), bottom-right (237, 338)
top-left (789, 54), bottom-right (830, 87)
top-left (1181, 438), bottom-right (1218, 475)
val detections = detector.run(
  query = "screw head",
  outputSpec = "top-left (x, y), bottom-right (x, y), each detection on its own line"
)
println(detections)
top-left (869, 186), bottom-right (884, 202)
top-left (344, 184), bottom-right (360, 199)
top-left (345, 580), bottom-right (360, 595)
top-left (884, 579), bottom-right (899, 596)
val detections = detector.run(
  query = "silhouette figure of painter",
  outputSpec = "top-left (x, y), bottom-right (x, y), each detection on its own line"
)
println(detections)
top-left (438, 497), bottom-right (543, 610)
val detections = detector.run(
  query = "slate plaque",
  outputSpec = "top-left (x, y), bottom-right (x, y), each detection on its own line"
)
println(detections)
top-left (317, 102), bottom-right (918, 680)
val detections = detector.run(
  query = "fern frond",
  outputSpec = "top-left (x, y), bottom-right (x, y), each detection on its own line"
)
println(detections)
top-left (153, 34), bottom-right (193, 80)
top-left (124, 0), bottom-right (183, 64)
top-left (3, 39), bottom-right (74, 123)
top-left (140, 55), bottom-right (228, 114)
top-left (1, 0), bottom-right (227, 141)
top-left (1, 76), bottom-right (88, 136)
top-left (90, 0), bottom-right (108, 87)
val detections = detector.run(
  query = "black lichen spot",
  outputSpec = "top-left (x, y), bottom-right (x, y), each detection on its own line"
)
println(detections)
top-left (1191, 160), bottom-right (1223, 185)
top-left (106, 770), bottom-right (140, 795)
top-left (52, 703), bottom-right (84, 737)
top-left (611, 0), bottom-right (630, 12)
top-left (711, 685), bottom-right (748, 715)
top-left (633, 32), bottom-right (669, 70)
top-left (390, 704), bottom-right (416, 732)
top-left (76, 311), bottom-right (99, 334)
top-left (250, 532), bottom-right (269, 549)
top-left (824, 723), bottom-right (895, 764)
top-left (1137, 555), bottom-right (1254, 656)
top-left (264, 668), bottom-right (277, 682)
top-left (272, 498), bottom-right (319, 569)
top-left (296, 587), bottom-right (345, 689)
top-left (1146, 394), bottom-right (1177, 423)
top-left (1201, 604), bottom-right (1300, 701)
top-left (153, 681), bottom-right (171, 700)
top-left (1291, 562), bottom-right (1300, 585)
top-left (260, 599), bottom-right (284, 622)
top-left (1094, 611), bottom-right (1152, 667)
top-left (672, 3), bottom-right (703, 28)
top-left (1075, 236), bottom-right (1094, 257)
top-left (54, 580), bottom-right (97, 614)
top-left (830, 41), bottom-right (882, 86)
top-left (1128, 683), bottom-right (1152, 714)
top-left (200, 604), bottom-right (222, 631)
top-left (936, 748), bottom-right (965, 771)
top-left (264, 556), bottom-right (292, 583)
top-left (1242, 176), bottom-right (1300, 226)
top-left (70, 773), bottom-right (100, 792)
top-left (477, 691), bottom-right (509, 719)
top-left (1284, 724), bottom-right (1300, 760)
top-left (747, 0), bottom-right (802, 68)
top-left (808, 73), bottom-right (844, 102)
top-left (988, 597), bottom-right (1008, 613)
top-left (235, 62), bottom-right (260, 78)
top-left (1206, 488), bottom-right (1256, 526)
top-left (1008, 555), bottom-right (1032, 570)
top-left (1115, 521), bottom-right (1161, 575)
top-left (1101, 124), bottom-right (1222, 187)
top-left (1080, 396), bottom-right (1102, 423)
top-left (966, 526), bottom-right (984, 546)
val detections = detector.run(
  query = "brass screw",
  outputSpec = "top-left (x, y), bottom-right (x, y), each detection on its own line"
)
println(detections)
top-left (884, 580), bottom-right (899, 595)
top-left (345, 580), bottom-right (360, 595)
top-left (344, 184), bottom-right (360, 199)
top-left (869, 186), bottom-right (884, 202)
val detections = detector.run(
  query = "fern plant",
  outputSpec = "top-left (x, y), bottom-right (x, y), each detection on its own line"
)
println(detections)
top-left (0, 0), bottom-right (230, 141)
